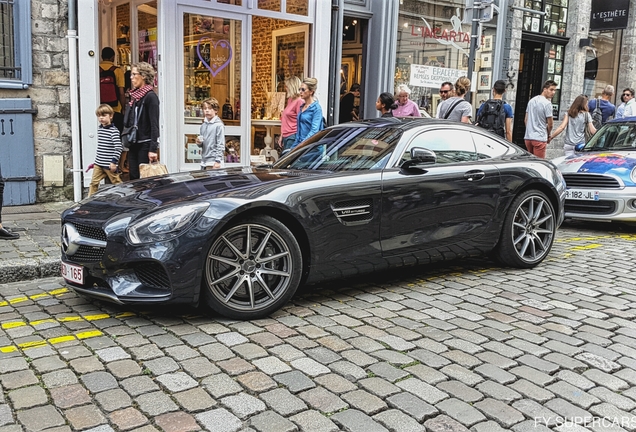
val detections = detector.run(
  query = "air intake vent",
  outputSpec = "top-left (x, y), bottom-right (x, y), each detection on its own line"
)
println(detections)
top-left (135, 262), bottom-right (171, 291)
top-left (332, 199), bottom-right (373, 225)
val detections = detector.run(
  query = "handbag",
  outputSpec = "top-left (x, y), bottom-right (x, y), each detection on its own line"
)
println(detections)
top-left (139, 162), bottom-right (168, 178)
top-left (585, 114), bottom-right (594, 142)
top-left (121, 103), bottom-right (143, 150)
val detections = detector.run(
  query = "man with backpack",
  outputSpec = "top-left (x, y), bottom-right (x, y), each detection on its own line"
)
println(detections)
top-left (476, 80), bottom-right (514, 142)
top-left (587, 85), bottom-right (616, 128)
top-left (99, 47), bottom-right (126, 132)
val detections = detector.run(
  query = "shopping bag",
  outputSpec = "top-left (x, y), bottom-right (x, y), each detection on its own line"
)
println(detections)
top-left (139, 162), bottom-right (168, 178)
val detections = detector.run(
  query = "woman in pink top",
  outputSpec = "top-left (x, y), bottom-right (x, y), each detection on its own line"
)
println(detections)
top-left (393, 84), bottom-right (422, 117)
top-left (281, 76), bottom-right (304, 152)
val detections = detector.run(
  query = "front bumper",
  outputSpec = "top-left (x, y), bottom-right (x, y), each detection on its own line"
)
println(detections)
top-left (60, 215), bottom-right (221, 305)
top-left (564, 188), bottom-right (636, 222)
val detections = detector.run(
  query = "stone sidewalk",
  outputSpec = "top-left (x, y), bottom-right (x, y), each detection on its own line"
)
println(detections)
top-left (0, 201), bottom-right (73, 283)
top-left (0, 223), bottom-right (635, 431)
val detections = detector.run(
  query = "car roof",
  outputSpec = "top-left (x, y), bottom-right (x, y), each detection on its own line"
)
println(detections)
top-left (607, 116), bottom-right (636, 123)
top-left (328, 117), bottom-right (466, 132)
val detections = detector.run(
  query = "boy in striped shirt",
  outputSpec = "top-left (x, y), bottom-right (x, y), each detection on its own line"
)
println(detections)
top-left (89, 104), bottom-right (123, 196)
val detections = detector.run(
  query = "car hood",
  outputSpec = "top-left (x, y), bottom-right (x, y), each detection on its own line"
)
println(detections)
top-left (555, 151), bottom-right (636, 180)
top-left (62, 167), bottom-right (328, 223)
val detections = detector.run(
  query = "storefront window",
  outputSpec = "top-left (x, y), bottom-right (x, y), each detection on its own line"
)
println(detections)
top-left (396, 0), bottom-right (497, 117)
top-left (522, 0), bottom-right (568, 36)
top-left (547, 43), bottom-right (565, 116)
top-left (183, 13), bottom-right (242, 165)
top-left (183, 13), bottom-right (241, 125)
top-left (584, 30), bottom-right (622, 101)
top-left (138, 1), bottom-right (158, 83)
top-left (287, 0), bottom-right (308, 16)
top-left (115, 3), bottom-right (132, 73)
top-left (259, 0), bottom-right (281, 12)
top-left (250, 18), bottom-right (308, 161)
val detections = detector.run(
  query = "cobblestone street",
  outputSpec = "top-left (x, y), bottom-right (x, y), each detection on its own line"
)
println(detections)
top-left (1, 221), bottom-right (635, 432)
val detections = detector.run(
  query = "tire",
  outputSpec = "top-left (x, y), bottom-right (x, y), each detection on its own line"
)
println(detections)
top-left (203, 215), bottom-right (303, 320)
top-left (494, 189), bottom-right (556, 268)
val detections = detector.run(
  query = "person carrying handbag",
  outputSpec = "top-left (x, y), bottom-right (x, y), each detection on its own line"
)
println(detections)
top-left (550, 95), bottom-right (596, 157)
top-left (123, 62), bottom-right (160, 180)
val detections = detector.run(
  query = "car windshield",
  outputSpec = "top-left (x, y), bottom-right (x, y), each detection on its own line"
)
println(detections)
top-left (274, 126), bottom-right (403, 171)
top-left (584, 122), bottom-right (636, 151)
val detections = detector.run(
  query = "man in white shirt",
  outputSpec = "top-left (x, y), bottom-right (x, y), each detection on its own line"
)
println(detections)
top-left (524, 80), bottom-right (557, 159)
top-left (622, 88), bottom-right (635, 118)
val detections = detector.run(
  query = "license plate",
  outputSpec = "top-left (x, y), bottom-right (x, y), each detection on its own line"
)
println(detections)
top-left (61, 262), bottom-right (84, 285)
top-left (565, 189), bottom-right (599, 201)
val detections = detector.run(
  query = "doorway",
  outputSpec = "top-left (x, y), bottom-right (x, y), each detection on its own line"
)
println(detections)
top-left (513, 40), bottom-right (547, 146)
top-left (338, 16), bottom-right (366, 123)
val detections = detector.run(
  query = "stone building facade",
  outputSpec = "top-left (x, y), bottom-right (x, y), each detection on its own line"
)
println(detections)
top-left (0, 1), bottom-right (72, 203)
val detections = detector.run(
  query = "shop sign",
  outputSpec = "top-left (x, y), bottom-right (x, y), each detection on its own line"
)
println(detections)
top-left (410, 64), bottom-right (466, 89)
top-left (410, 25), bottom-right (471, 44)
top-left (590, 0), bottom-right (630, 30)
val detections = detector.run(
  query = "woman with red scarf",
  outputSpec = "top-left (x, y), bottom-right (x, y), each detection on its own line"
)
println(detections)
top-left (124, 62), bottom-right (160, 180)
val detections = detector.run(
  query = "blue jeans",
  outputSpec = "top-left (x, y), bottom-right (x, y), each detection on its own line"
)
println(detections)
top-left (283, 134), bottom-right (296, 151)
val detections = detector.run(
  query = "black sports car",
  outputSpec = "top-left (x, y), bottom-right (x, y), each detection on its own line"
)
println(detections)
top-left (61, 118), bottom-right (565, 319)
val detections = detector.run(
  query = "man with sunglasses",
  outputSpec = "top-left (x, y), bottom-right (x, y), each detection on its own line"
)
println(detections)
top-left (439, 82), bottom-right (453, 101)
top-left (621, 88), bottom-right (635, 118)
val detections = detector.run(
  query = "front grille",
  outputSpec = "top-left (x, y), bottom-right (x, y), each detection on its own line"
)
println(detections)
top-left (70, 245), bottom-right (105, 262)
top-left (565, 200), bottom-right (616, 215)
top-left (73, 223), bottom-right (107, 241)
top-left (563, 174), bottom-right (620, 189)
top-left (135, 262), bottom-right (171, 290)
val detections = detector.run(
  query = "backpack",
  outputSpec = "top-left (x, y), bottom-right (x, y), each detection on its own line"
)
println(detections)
top-left (100, 65), bottom-right (119, 107)
top-left (476, 99), bottom-right (505, 137)
top-left (591, 97), bottom-right (603, 129)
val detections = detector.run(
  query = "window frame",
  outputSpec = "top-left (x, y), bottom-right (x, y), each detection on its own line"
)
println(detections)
top-left (0, 0), bottom-right (32, 89)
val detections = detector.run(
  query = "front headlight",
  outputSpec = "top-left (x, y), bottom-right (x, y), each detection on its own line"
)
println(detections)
top-left (127, 202), bottom-right (210, 244)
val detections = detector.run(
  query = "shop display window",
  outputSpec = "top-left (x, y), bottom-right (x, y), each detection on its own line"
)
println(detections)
top-left (584, 30), bottom-right (622, 101)
top-left (523, 0), bottom-right (568, 37)
top-left (287, 0), bottom-right (309, 16)
top-left (183, 13), bottom-right (242, 127)
top-left (546, 43), bottom-right (566, 117)
top-left (395, 0), bottom-right (498, 117)
top-left (116, 3), bottom-right (132, 72)
top-left (184, 133), bottom-right (241, 165)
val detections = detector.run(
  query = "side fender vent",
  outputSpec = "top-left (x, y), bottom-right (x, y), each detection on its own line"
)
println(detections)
top-left (331, 199), bottom-right (373, 225)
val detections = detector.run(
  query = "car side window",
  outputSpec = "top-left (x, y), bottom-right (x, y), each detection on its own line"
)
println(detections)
top-left (403, 129), bottom-right (476, 164)
top-left (471, 132), bottom-right (510, 159)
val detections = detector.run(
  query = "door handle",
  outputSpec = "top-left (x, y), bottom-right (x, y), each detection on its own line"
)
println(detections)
top-left (464, 171), bottom-right (485, 181)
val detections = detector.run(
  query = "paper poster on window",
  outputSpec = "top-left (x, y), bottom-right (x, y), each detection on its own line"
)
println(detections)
top-left (409, 65), bottom-right (466, 89)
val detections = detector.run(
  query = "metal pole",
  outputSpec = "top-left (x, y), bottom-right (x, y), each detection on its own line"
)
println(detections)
top-left (67, 0), bottom-right (82, 203)
top-left (466, 4), bottom-right (481, 102)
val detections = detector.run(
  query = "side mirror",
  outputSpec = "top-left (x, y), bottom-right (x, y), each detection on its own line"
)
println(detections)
top-left (574, 143), bottom-right (585, 152)
top-left (402, 147), bottom-right (436, 169)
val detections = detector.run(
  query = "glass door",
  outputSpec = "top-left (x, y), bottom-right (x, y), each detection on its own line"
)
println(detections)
top-left (181, 10), bottom-right (245, 170)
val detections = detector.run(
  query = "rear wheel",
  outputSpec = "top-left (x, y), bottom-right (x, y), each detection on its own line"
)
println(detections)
top-left (203, 215), bottom-right (302, 320)
top-left (494, 189), bottom-right (556, 268)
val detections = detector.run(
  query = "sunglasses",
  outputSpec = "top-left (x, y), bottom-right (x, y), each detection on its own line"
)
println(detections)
top-left (439, 90), bottom-right (450, 94)
top-left (299, 87), bottom-right (308, 92)
top-left (623, 93), bottom-right (632, 97)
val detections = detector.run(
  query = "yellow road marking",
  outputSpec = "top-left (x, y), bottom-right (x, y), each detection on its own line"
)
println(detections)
top-left (1, 311), bottom-right (139, 330)
top-left (0, 329), bottom-right (104, 353)
top-left (0, 288), bottom-right (70, 307)
top-left (570, 244), bottom-right (603, 250)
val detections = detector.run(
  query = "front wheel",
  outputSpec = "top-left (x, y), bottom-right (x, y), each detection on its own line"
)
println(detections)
top-left (203, 215), bottom-right (303, 320)
top-left (494, 189), bottom-right (556, 268)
